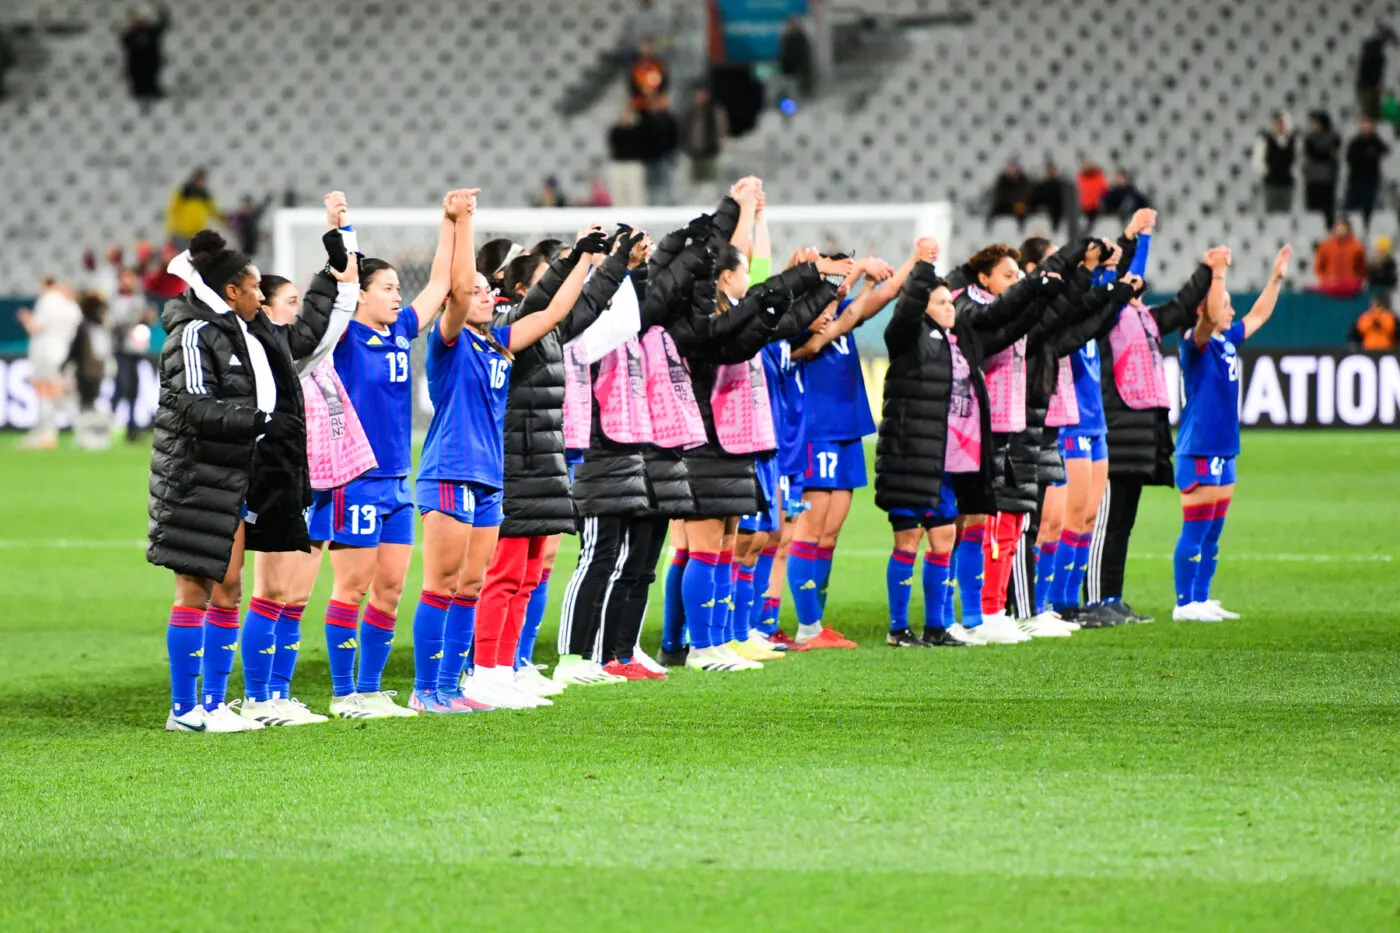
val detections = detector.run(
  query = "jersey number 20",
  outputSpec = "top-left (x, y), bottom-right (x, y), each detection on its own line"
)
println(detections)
top-left (386, 351), bottom-right (410, 383)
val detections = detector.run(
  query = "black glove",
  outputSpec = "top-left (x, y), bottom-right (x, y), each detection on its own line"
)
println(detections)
top-left (322, 228), bottom-right (350, 273)
top-left (613, 226), bottom-right (645, 259)
top-left (686, 214), bottom-right (713, 241)
top-left (1036, 272), bottom-right (1064, 297)
top-left (571, 230), bottom-right (608, 259)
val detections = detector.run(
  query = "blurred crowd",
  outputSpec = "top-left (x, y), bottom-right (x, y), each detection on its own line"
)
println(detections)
top-left (986, 158), bottom-right (1149, 236)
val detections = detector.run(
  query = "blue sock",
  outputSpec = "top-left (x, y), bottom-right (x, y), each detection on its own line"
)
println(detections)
top-left (355, 604), bottom-right (396, 694)
top-left (921, 551), bottom-right (953, 631)
top-left (239, 597), bottom-right (281, 703)
top-left (756, 596), bottom-right (781, 635)
top-left (681, 552), bottom-right (719, 649)
top-left (938, 551), bottom-right (957, 629)
top-left (1034, 543), bottom-right (1058, 615)
top-left (815, 545), bottom-right (834, 613)
top-left (439, 595), bottom-right (477, 694)
top-left (734, 565), bottom-right (755, 642)
top-left (750, 546), bottom-right (777, 632)
top-left (413, 591), bottom-right (451, 692)
top-left (787, 540), bottom-right (823, 626)
top-left (199, 606), bottom-right (240, 709)
top-left (269, 603), bottom-right (304, 699)
top-left (662, 549), bottom-right (689, 652)
top-left (324, 599), bottom-right (360, 698)
top-left (887, 548), bottom-right (917, 632)
top-left (715, 553), bottom-right (736, 645)
top-left (955, 528), bottom-right (985, 628)
top-left (1049, 529), bottom-right (1079, 609)
top-left (517, 569), bottom-right (551, 668)
top-left (1174, 503), bottom-right (1214, 606)
top-left (166, 606), bottom-right (205, 714)
top-left (1192, 498), bottom-right (1231, 603)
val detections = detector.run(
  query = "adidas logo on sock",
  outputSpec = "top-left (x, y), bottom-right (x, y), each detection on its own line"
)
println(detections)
top-left (259, 646), bottom-right (276, 655)
top-left (799, 580), bottom-right (817, 590)
top-left (702, 599), bottom-right (716, 608)
top-left (286, 642), bottom-right (300, 652)
top-left (223, 642), bottom-right (238, 651)
top-left (899, 579), bottom-right (913, 586)
top-left (336, 638), bottom-right (358, 650)
top-left (190, 648), bottom-right (204, 658)
top-left (430, 650), bottom-right (444, 660)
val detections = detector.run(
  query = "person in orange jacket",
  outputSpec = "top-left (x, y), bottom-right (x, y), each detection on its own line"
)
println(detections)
top-left (1313, 218), bottom-right (1367, 296)
top-left (1350, 294), bottom-right (1398, 350)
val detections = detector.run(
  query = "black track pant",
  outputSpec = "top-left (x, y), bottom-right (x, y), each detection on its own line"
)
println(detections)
top-left (1086, 477), bottom-right (1143, 604)
top-left (558, 514), bottom-right (668, 661)
top-left (1008, 483), bottom-right (1047, 619)
top-left (596, 515), bottom-right (668, 663)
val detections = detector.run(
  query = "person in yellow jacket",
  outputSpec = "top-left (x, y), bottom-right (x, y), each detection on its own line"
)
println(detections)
top-left (165, 168), bottom-right (223, 248)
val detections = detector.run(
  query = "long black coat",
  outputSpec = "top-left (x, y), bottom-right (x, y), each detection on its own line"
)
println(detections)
top-left (1101, 263), bottom-right (1213, 484)
top-left (147, 273), bottom-right (334, 579)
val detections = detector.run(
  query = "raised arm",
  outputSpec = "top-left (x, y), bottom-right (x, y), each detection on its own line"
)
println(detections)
top-left (554, 232), bottom-right (637, 343)
top-left (1243, 244), bottom-right (1292, 340)
top-left (507, 227), bottom-right (604, 324)
top-left (752, 191), bottom-right (772, 270)
top-left (1150, 261), bottom-right (1214, 334)
top-left (508, 257), bottom-right (592, 352)
top-left (728, 177), bottom-right (760, 257)
top-left (411, 198), bottom-right (457, 335)
top-left (1194, 247), bottom-right (1231, 349)
top-left (884, 253), bottom-right (939, 354)
top-left (437, 189), bottom-right (479, 345)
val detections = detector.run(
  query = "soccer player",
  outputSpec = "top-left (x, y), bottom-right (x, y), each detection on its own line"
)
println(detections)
top-left (239, 192), bottom-right (371, 726)
top-left (308, 193), bottom-right (458, 720)
top-left (1172, 243), bottom-right (1291, 621)
top-left (412, 194), bottom-right (597, 711)
top-left (150, 229), bottom-right (335, 732)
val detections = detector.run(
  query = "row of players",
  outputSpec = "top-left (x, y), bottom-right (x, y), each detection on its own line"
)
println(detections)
top-left (146, 179), bottom-right (1288, 732)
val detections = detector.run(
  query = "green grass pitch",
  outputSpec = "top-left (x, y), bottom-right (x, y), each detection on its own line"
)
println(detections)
top-left (1, 431), bottom-right (1397, 932)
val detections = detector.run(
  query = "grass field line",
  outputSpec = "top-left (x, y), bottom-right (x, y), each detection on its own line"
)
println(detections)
top-left (0, 538), bottom-right (1391, 563)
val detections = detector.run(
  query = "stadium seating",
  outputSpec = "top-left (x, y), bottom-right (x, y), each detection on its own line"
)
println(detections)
top-left (1, 0), bottom-right (1396, 294)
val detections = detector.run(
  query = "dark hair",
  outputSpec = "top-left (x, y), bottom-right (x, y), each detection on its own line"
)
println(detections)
top-left (77, 291), bottom-right (106, 324)
top-left (530, 238), bottom-right (565, 262)
top-left (358, 257), bottom-right (395, 292)
top-left (966, 243), bottom-right (1021, 277)
top-left (476, 238), bottom-right (516, 278)
top-left (712, 238), bottom-right (744, 275)
top-left (1017, 237), bottom-right (1054, 271)
top-left (259, 274), bottom-right (293, 304)
top-left (503, 254), bottom-right (545, 297)
top-left (188, 230), bottom-right (252, 294)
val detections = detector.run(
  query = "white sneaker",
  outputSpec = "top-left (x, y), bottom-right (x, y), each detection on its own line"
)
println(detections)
top-left (1018, 613), bottom-right (1074, 638)
top-left (1204, 599), bottom-right (1240, 620)
top-left (553, 656), bottom-right (626, 685)
top-left (632, 646), bottom-right (668, 674)
top-left (716, 644), bottom-right (763, 670)
top-left (947, 623), bottom-right (987, 646)
top-left (515, 664), bottom-right (567, 697)
top-left (165, 706), bottom-right (209, 733)
top-left (976, 612), bottom-right (1033, 644)
top-left (1172, 602), bottom-right (1221, 623)
top-left (239, 698), bottom-right (299, 727)
top-left (1035, 608), bottom-right (1080, 632)
top-left (684, 645), bottom-right (752, 671)
top-left (204, 701), bottom-right (265, 732)
top-left (270, 696), bottom-right (329, 725)
top-left (329, 693), bottom-right (385, 719)
top-left (463, 668), bottom-right (552, 709)
top-left (357, 690), bottom-right (419, 717)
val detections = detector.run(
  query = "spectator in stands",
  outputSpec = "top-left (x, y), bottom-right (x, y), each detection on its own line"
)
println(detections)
top-left (1254, 112), bottom-right (1296, 213)
top-left (141, 241), bottom-right (186, 301)
top-left (1076, 158), bottom-right (1109, 232)
top-left (607, 102), bottom-right (648, 207)
top-left (1344, 117), bottom-right (1391, 233)
top-left (165, 168), bottom-right (222, 249)
top-left (619, 0), bottom-right (667, 62)
top-left (637, 96), bottom-right (680, 206)
top-left (121, 4), bottom-right (170, 109)
top-left (1367, 235), bottom-right (1398, 294)
top-left (1312, 219), bottom-right (1368, 297)
top-left (779, 16), bottom-right (815, 100)
top-left (66, 292), bottom-right (115, 451)
top-left (83, 245), bottom-right (126, 300)
top-left (534, 176), bottom-right (569, 208)
top-left (1357, 26), bottom-right (1397, 120)
top-left (1302, 111), bottom-right (1342, 230)
top-left (629, 38), bottom-right (668, 106)
top-left (1350, 294), bottom-right (1398, 350)
top-left (109, 268), bottom-right (155, 442)
top-left (1102, 169), bottom-right (1151, 224)
top-left (16, 277), bottom-right (82, 450)
top-left (987, 159), bottom-right (1033, 230)
top-left (682, 85), bottom-right (728, 184)
top-left (1028, 161), bottom-right (1068, 231)
top-left (226, 194), bottom-right (272, 259)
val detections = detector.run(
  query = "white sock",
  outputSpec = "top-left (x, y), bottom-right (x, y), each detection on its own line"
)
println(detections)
top-left (797, 622), bottom-right (823, 639)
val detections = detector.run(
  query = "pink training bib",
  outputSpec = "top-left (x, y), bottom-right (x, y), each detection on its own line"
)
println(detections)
top-left (1045, 355), bottom-right (1081, 427)
top-left (984, 337), bottom-right (1027, 433)
top-left (641, 326), bottom-right (707, 449)
top-left (562, 342), bottom-right (592, 450)
top-left (1108, 299), bottom-right (1170, 409)
top-left (711, 356), bottom-right (777, 455)
top-left (302, 357), bottom-right (377, 490)
top-left (595, 338), bottom-right (654, 445)
top-left (944, 334), bottom-right (982, 473)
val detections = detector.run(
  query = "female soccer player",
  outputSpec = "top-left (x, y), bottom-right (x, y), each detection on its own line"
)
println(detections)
top-left (237, 193), bottom-right (372, 727)
top-left (1172, 244), bottom-right (1291, 621)
top-left (411, 200), bottom-right (599, 712)
top-left (309, 192), bottom-right (458, 720)
top-left (150, 229), bottom-right (336, 732)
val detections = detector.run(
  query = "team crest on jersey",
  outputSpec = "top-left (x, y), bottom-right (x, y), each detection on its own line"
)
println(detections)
top-left (395, 336), bottom-right (410, 349)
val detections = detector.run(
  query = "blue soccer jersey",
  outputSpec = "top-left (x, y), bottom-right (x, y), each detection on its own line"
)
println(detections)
top-left (333, 306), bottom-right (420, 478)
top-left (761, 340), bottom-right (808, 477)
top-left (803, 300), bottom-right (876, 443)
top-left (1177, 321), bottom-right (1245, 458)
top-left (1063, 340), bottom-right (1106, 436)
top-left (418, 323), bottom-right (513, 488)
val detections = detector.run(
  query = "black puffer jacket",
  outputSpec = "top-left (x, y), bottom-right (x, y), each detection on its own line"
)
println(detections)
top-left (1101, 263), bottom-right (1213, 484)
top-left (497, 249), bottom-right (629, 536)
top-left (147, 274), bottom-right (334, 579)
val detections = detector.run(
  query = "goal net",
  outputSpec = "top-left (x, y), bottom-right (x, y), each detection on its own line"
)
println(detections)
top-left (272, 203), bottom-right (953, 426)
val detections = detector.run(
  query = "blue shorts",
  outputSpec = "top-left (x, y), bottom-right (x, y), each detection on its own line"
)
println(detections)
top-left (804, 438), bottom-right (868, 490)
top-left (886, 474), bottom-right (959, 531)
top-left (1175, 455), bottom-right (1237, 492)
top-left (415, 479), bottom-right (505, 528)
top-left (779, 473), bottom-right (807, 517)
top-left (309, 475), bottom-right (416, 547)
top-left (739, 455), bottom-right (781, 534)
top-left (1060, 431), bottom-right (1108, 462)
